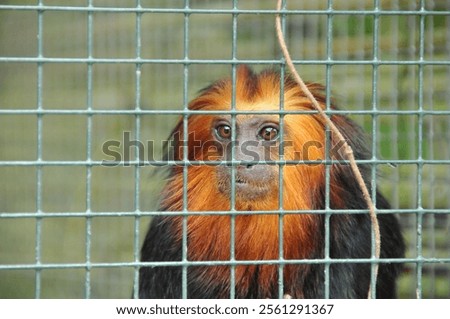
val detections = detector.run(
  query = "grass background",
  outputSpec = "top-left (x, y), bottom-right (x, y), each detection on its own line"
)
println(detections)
top-left (0, 0), bottom-right (449, 298)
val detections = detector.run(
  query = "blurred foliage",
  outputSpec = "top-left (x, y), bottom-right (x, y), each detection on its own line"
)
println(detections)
top-left (0, 0), bottom-right (449, 298)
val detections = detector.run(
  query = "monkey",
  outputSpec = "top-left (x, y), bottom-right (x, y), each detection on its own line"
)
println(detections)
top-left (138, 65), bottom-right (405, 299)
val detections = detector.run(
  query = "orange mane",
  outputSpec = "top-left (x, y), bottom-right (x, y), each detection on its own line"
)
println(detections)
top-left (160, 65), bottom-right (342, 298)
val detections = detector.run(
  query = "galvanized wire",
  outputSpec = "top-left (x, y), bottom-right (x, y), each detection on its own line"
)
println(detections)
top-left (0, 0), bottom-right (449, 299)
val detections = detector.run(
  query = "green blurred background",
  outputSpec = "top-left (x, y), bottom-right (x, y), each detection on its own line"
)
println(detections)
top-left (0, 0), bottom-right (449, 298)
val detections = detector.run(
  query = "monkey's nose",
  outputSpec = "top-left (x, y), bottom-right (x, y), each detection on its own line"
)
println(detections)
top-left (239, 161), bottom-right (255, 169)
top-left (245, 162), bottom-right (255, 169)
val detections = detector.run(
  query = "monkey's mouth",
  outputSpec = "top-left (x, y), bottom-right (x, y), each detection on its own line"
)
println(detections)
top-left (218, 175), bottom-right (272, 200)
top-left (233, 176), bottom-right (256, 187)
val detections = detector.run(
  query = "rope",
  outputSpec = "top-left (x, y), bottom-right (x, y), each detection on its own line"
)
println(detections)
top-left (275, 0), bottom-right (381, 299)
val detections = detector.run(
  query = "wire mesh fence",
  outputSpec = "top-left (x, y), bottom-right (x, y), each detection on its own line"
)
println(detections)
top-left (0, 0), bottom-right (449, 298)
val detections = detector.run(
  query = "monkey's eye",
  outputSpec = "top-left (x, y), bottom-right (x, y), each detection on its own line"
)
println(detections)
top-left (258, 126), bottom-right (279, 141)
top-left (215, 124), bottom-right (232, 140)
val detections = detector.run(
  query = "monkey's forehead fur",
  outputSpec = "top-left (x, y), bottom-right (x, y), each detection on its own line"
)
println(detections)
top-left (189, 65), bottom-right (329, 112)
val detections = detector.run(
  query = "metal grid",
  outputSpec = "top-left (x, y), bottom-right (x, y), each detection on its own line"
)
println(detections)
top-left (0, 0), bottom-right (449, 298)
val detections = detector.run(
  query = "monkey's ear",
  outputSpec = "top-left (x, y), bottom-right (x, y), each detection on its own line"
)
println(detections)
top-left (163, 117), bottom-right (184, 162)
top-left (330, 114), bottom-right (371, 161)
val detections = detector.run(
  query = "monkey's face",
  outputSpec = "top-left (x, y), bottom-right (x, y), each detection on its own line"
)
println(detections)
top-left (211, 115), bottom-right (281, 201)
top-left (175, 66), bottom-right (327, 209)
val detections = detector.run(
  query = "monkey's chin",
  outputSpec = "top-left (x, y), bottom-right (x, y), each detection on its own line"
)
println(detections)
top-left (218, 181), bottom-right (271, 201)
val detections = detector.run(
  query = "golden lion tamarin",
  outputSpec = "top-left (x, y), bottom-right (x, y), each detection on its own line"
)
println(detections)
top-left (139, 65), bottom-right (404, 298)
